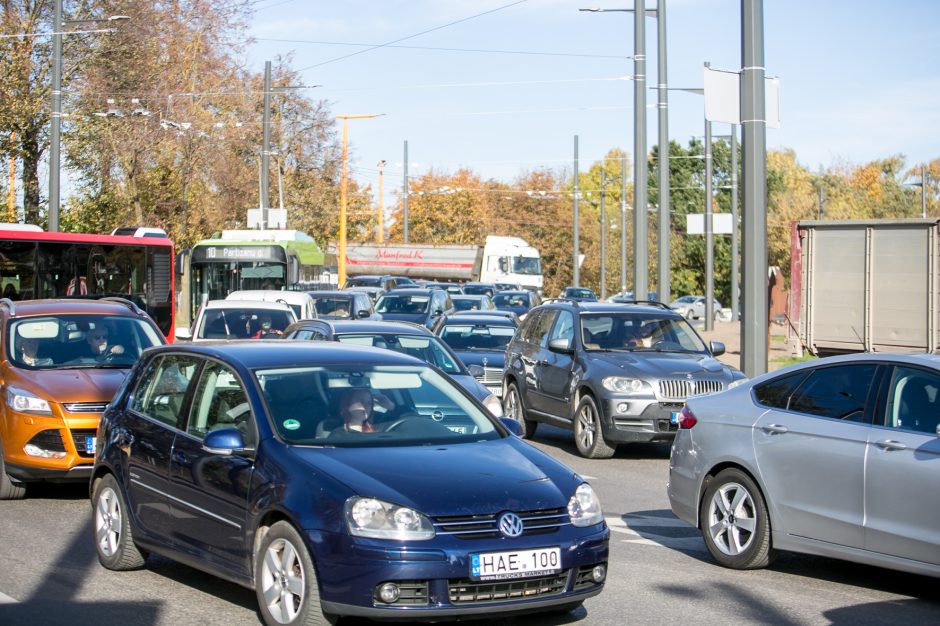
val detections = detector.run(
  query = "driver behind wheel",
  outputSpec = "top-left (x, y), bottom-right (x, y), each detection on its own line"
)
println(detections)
top-left (339, 387), bottom-right (394, 433)
top-left (85, 324), bottom-right (124, 359)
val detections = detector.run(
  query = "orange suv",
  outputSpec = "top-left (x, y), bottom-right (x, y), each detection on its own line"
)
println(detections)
top-left (0, 298), bottom-right (165, 499)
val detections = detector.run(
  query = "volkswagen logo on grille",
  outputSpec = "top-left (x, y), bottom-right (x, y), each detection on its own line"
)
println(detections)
top-left (497, 512), bottom-right (524, 538)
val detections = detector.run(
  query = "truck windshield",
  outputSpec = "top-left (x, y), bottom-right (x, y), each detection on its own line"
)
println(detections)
top-left (512, 256), bottom-right (541, 275)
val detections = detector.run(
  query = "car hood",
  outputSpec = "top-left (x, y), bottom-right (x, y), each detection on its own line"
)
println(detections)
top-left (587, 352), bottom-right (734, 377)
top-left (449, 373), bottom-right (493, 401)
top-left (290, 438), bottom-right (573, 516)
top-left (456, 351), bottom-right (507, 369)
top-left (7, 367), bottom-right (129, 404)
top-left (377, 312), bottom-right (428, 324)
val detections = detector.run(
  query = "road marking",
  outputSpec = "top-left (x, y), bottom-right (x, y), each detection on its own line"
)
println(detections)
top-left (606, 513), bottom-right (707, 553)
top-left (0, 590), bottom-right (18, 604)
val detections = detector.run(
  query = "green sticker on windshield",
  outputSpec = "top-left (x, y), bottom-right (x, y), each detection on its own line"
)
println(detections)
top-left (283, 419), bottom-right (301, 431)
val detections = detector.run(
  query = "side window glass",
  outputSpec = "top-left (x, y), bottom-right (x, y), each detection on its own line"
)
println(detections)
top-left (132, 355), bottom-right (200, 428)
top-left (188, 361), bottom-right (254, 446)
top-left (519, 311), bottom-right (541, 343)
top-left (534, 310), bottom-right (558, 348)
top-left (885, 366), bottom-right (940, 435)
top-left (549, 310), bottom-right (575, 343)
top-left (753, 371), bottom-right (808, 409)
top-left (789, 364), bottom-right (877, 422)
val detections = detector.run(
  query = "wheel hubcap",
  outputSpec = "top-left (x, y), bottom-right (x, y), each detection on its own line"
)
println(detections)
top-left (261, 538), bottom-right (306, 624)
top-left (95, 487), bottom-right (122, 557)
top-left (578, 404), bottom-right (595, 449)
top-left (707, 482), bottom-right (757, 556)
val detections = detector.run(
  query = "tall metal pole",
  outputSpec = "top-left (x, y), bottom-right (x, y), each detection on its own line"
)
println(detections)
top-left (600, 171), bottom-right (607, 300)
top-left (730, 124), bottom-right (739, 321)
top-left (633, 0), bottom-right (648, 301)
top-left (621, 155), bottom-right (628, 295)
top-left (377, 160), bottom-right (386, 242)
top-left (48, 0), bottom-right (63, 231)
top-left (573, 135), bottom-right (580, 287)
top-left (261, 61), bottom-right (272, 229)
top-left (741, 0), bottom-right (768, 377)
top-left (403, 140), bottom-right (409, 244)
top-left (704, 111), bottom-right (714, 331)
top-left (339, 118), bottom-right (349, 287)
top-left (922, 164), bottom-right (928, 218)
top-left (656, 0), bottom-right (670, 304)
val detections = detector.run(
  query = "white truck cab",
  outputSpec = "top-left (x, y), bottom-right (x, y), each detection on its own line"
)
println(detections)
top-left (479, 236), bottom-right (543, 294)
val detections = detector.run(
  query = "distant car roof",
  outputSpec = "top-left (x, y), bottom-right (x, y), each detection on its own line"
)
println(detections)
top-left (286, 319), bottom-right (434, 336)
top-left (205, 299), bottom-right (294, 311)
top-left (379, 288), bottom-right (442, 296)
top-left (307, 290), bottom-right (355, 298)
top-left (440, 314), bottom-right (517, 326)
top-left (227, 290), bottom-right (312, 304)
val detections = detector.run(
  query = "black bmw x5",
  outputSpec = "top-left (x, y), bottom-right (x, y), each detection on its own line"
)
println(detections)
top-left (502, 300), bottom-right (746, 458)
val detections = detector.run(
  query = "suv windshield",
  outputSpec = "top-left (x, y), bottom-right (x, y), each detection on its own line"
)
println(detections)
top-left (312, 296), bottom-right (352, 318)
top-left (258, 365), bottom-right (498, 447)
top-left (335, 333), bottom-right (462, 374)
top-left (440, 323), bottom-right (515, 351)
top-left (375, 295), bottom-right (429, 314)
top-left (580, 312), bottom-right (707, 353)
top-left (8, 314), bottom-right (163, 369)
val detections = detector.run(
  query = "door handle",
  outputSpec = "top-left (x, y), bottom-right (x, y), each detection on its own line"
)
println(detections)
top-left (875, 439), bottom-right (907, 452)
top-left (761, 424), bottom-right (788, 435)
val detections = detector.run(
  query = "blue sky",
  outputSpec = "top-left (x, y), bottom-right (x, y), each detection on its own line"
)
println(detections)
top-left (247, 0), bottom-right (940, 202)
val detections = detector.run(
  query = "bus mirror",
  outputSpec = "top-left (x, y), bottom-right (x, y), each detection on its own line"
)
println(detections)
top-left (288, 257), bottom-right (300, 283)
top-left (499, 257), bottom-right (509, 273)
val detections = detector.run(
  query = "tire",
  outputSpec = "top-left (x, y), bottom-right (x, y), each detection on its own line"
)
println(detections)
top-left (503, 382), bottom-right (537, 439)
top-left (573, 395), bottom-right (615, 459)
top-left (684, 308), bottom-right (695, 320)
top-left (699, 468), bottom-right (773, 569)
top-left (255, 521), bottom-right (337, 626)
top-left (92, 474), bottom-right (147, 570)
top-left (0, 447), bottom-right (27, 500)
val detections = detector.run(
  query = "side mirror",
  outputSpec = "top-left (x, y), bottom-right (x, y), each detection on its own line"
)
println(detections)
top-left (202, 427), bottom-right (247, 455)
top-left (357, 309), bottom-right (370, 319)
top-left (548, 337), bottom-right (573, 354)
top-left (467, 364), bottom-right (485, 378)
top-left (500, 417), bottom-right (523, 437)
top-left (433, 309), bottom-right (443, 316)
top-left (710, 340), bottom-right (726, 357)
top-left (175, 327), bottom-right (192, 341)
top-left (498, 257), bottom-right (509, 273)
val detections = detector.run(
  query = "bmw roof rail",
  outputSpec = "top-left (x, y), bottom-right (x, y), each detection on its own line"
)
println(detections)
top-left (624, 299), bottom-right (672, 310)
top-left (99, 296), bottom-right (146, 315)
top-left (539, 297), bottom-right (580, 306)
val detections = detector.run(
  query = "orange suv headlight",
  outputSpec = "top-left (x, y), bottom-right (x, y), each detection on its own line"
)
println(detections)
top-left (6, 386), bottom-right (52, 415)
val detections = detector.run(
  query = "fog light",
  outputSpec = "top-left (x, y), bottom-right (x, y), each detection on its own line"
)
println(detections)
top-left (616, 402), bottom-right (629, 414)
top-left (24, 444), bottom-right (66, 459)
top-left (378, 582), bottom-right (400, 603)
top-left (592, 564), bottom-right (607, 583)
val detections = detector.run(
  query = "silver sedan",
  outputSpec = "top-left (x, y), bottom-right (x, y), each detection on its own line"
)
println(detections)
top-left (668, 352), bottom-right (940, 578)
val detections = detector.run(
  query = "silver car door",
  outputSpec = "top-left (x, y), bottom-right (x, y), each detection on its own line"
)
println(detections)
top-left (864, 365), bottom-right (940, 565)
top-left (753, 363), bottom-right (878, 549)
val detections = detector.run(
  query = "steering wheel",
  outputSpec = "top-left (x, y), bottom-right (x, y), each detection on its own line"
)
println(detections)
top-left (382, 412), bottom-right (423, 432)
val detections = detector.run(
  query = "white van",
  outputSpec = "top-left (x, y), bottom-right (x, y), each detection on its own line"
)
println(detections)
top-left (225, 290), bottom-right (318, 320)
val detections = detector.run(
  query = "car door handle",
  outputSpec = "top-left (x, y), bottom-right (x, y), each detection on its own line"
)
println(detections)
top-left (875, 439), bottom-right (907, 452)
top-left (761, 424), bottom-right (789, 435)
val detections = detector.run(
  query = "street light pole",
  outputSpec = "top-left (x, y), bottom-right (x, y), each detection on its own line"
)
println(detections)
top-left (573, 135), bottom-right (580, 287)
top-left (337, 114), bottom-right (383, 288)
top-left (621, 155), bottom-right (628, 295)
top-left (656, 0), bottom-right (670, 305)
top-left (403, 140), bottom-right (409, 244)
top-left (377, 160), bottom-right (387, 242)
top-left (600, 171), bottom-right (607, 299)
top-left (49, 0), bottom-right (63, 231)
top-left (261, 61), bottom-right (272, 229)
top-left (633, 0), bottom-right (649, 302)
top-left (704, 96), bottom-right (715, 331)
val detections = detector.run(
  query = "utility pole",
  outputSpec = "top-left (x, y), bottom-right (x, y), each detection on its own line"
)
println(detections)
top-left (600, 171), bottom-right (607, 299)
top-left (403, 140), bottom-right (409, 243)
top-left (261, 61), bottom-right (272, 229)
top-left (633, 0), bottom-right (648, 301)
top-left (704, 103), bottom-right (714, 331)
top-left (621, 155), bottom-right (628, 295)
top-left (573, 135), bottom-right (580, 287)
top-left (48, 0), bottom-right (63, 231)
top-left (377, 160), bottom-right (387, 242)
top-left (730, 124), bottom-right (739, 321)
top-left (656, 0), bottom-right (671, 305)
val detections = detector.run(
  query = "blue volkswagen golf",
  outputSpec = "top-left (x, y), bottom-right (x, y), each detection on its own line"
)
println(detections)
top-left (90, 341), bottom-right (608, 624)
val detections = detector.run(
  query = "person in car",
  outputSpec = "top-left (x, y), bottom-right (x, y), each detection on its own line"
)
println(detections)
top-left (339, 388), bottom-right (394, 433)
top-left (85, 325), bottom-right (124, 358)
top-left (17, 335), bottom-right (53, 367)
top-left (252, 315), bottom-right (282, 339)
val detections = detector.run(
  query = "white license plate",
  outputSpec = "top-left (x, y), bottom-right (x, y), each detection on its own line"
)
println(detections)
top-left (470, 547), bottom-right (561, 581)
top-left (85, 436), bottom-right (96, 454)
top-left (486, 386), bottom-right (503, 397)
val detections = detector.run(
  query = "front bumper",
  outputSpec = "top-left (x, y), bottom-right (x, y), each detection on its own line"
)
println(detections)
top-left (1, 409), bottom-right (100, 482)
top-left (602, 398), bottom-right (682, 443)
top-left (312, 525), bottom-right (609, 620)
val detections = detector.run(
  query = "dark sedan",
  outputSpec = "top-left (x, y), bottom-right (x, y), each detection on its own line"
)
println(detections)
top-left (436, 313), bottom-right (518, 398)
top-left (492, 290), bottom-right (539, 320)
top-left (91, 342), bottom-right (609, 624)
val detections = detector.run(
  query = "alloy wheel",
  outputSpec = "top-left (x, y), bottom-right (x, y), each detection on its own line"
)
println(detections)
top-left (706, 482), bottom-right (757, 556)
top-left (260, 537), bottom-right (307, 624)
top-left (95, 486), bottom-right (123, 558)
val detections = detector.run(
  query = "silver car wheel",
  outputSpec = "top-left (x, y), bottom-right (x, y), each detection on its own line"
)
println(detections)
top-left (95, 486), bottom-right (122, 557)
top-left (504, 385), bottom-right (521, 421)
top-left (577, 402), bottom-right (597, 450)
top-left (707, 482), bottom-right (757, 556)
top-left (260, 537), bottom-right (307, 624)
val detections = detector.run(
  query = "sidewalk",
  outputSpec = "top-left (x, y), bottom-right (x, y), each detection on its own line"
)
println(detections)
top-left (696, 318), bottom-right (794, 372)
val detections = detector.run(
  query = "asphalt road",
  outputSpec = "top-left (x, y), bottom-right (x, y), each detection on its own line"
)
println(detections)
top-left (0, 425), bottom-right (937, 625)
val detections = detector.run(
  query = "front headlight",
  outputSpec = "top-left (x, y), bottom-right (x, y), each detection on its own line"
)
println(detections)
top-left (6, 386), bottom-right (52, 415)
top-left (568, 483), bottom-right (604, 527)
top-left (483, 393), bottom-right (503, 417)
top-left (344, 497), bottom-right (435, 540)
top-left (602, 377), bottom-right (652, 394)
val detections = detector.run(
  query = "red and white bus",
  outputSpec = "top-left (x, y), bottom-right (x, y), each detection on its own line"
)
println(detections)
top-left (0, 225), bottom-right (175, 339)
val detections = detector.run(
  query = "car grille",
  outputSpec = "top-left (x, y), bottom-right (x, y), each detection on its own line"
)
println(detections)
top-left (70, 429), bottom-right (98, 458)
top-left (478, 367), bottom-right (503, 385)
top-left (433, 508), bottom-right (569, 539)
top-left (449, 571), bottom-right (568, 604)
top-left (658, 379), bottom-right (723, 400)
top-left (63, 402), bottom-right (109, 414)
top-left (27, 430), bottom-right (66, 453)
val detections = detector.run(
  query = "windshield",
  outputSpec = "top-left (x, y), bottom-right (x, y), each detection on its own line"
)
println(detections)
top-left (566, 288), bottom-right (595, 299)
top-left (492, 293), bottom-right (529, 308)
top-left (375, 294), bottom-right (430, 314)
top-left (257, 365), bottom-right (498, 447)
top-left (580, 313), bottom-right (707, 353)
top-left (440, 323), bottom-right (516, 351)
top-left (312, 296), bottom-right (352, 318)
top-left (453, 297), bottom-right (485, 311)
top-left (463, 285), bottom-right (493, 296)
top-left (198, 308), bottom-right (294, 339)
top-left (511, 256), bottom-right (542, 275)
top-left (345, 277), bottom-right (380, 287)
top-left (335, 333), bottom-right (462, 374)
top-left (8, 314), bottom-right (163, 369)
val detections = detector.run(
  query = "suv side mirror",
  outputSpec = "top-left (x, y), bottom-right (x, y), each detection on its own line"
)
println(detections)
top-left (467, 364), bottom-right (485, 377)
top-left (709, 340), bottom-right (725, 357)
top-left (548, 337), bottom-right (573, 353)
top-left (356, 309), bottom-right (370, 318)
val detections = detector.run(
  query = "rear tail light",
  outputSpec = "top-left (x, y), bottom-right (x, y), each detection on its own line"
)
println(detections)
top-left (677, 406), bottom-right (697, 429)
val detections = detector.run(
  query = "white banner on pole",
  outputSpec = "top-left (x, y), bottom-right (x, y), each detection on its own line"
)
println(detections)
top-left (704, 66), bottom-right (780, 129)
top-left (687, 213), bottom-right (734, 235)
